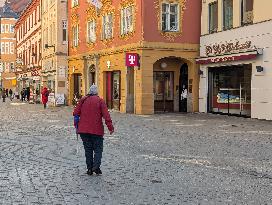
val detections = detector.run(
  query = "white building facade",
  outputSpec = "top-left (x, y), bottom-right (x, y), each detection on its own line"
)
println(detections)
top-left (198, 0), bottom-right (272, 120)
top-left (41, 0), bottom-right (68, 106)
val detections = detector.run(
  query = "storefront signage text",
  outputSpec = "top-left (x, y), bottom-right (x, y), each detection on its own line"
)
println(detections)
top-left (196, 53), bottom-right (257, 65)
top-left (206, 41), bottom-right (252, 56)
top-left (126, 53), bottom-right (140, 67)
top-left (31, 70), bottom-right (40, 76)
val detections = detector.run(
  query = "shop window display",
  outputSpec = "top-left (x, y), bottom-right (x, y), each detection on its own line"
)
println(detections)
top-left (209, 65), bottom-right (251, 116)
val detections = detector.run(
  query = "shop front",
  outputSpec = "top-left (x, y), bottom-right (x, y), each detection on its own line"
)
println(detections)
top-left (198, 20), bottom-right (272, 120)
top-left (208, 64), bottom-right (252, 117)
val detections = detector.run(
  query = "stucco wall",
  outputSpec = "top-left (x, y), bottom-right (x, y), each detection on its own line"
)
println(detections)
top-left (199, 20), bottom-right (272, 120)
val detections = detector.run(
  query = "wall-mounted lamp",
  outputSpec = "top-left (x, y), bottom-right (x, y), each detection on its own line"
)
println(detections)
top-left (161, 62), bottom-right (167, 69)
top-left (256, 66), bottom-right (264, 72)
top-left (198, 69), bottom-right (204, 75)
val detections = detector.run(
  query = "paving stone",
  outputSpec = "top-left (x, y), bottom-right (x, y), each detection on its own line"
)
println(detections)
top-left (0, 100), bottom-right (271, 204)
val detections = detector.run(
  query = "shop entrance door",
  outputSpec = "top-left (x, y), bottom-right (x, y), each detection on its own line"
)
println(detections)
top-left (179, 64), bottom-right (188, 112)
top-left (106, 71), bottom-right (121, 110)
top-left (73, 73), bottom-right (82, 99)
top-left (208, 65), bottom-right (251, 117)
top-left (154, 71), bottom-right (174, 112)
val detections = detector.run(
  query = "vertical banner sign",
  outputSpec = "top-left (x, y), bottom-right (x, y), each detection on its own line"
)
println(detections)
top-left (126, 53), bottom-right (140, 67)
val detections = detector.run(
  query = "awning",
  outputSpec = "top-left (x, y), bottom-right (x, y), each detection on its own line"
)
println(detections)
top-left (196, 50), bottom-right (259, 65)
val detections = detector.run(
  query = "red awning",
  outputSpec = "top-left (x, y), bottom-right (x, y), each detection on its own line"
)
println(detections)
top-left (196, 51), bottom-right (258, 65)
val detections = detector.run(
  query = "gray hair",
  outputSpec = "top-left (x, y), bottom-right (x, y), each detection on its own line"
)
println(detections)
top-left (89, 84), bottom-right (98, 96)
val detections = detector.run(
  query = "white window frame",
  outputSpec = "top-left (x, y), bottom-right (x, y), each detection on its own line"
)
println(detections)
top-left (5, 24), bottom-right (9, 33)
top-left (1, 43), bottom-right (5, 54)
top-left (5, 42), bottom-right (9, 54)
top-left (10, 42), bottom-right (14, 54)
top-left (72, 24), bottom-right (79, 47)
top-left (1, 24), bottom-right (5, 33)
top-left (87, 20), bottom-right (96, 43)
top-left (121, 6), bottom-right (134, 35)
top-left (161, 3), bottom-right (180, 32)
top-left (102, 14), bottom-right (113, 40)
top-left (10, 25), bottom-right (14, 33)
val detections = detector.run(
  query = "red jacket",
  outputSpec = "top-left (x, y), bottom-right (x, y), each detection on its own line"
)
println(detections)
top-left (73, 95), bottom-right (114, 136)
top-left (41, 88), bottom-right (49, 104)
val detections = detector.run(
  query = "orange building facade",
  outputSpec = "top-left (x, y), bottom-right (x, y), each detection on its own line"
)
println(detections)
top-left (68, 0), bottom-right (201, 114)
top-left (15, 0), bottom-right (42, 95)
top-left (0, 2), bottom-right (18, 91)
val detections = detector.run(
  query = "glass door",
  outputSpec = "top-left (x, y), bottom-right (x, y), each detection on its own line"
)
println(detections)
top-left (112, 71), bottom-right (120, 110)
top-left (154, 71), bottom-right (174, 112)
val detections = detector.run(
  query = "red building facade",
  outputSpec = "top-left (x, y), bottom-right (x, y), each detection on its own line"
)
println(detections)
top-left (68, 0), bottom-right (201, 114)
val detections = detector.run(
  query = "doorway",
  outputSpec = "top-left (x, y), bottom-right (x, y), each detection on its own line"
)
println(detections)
top-left (73, 73), bottom-right (82, 99)
top-left (154, 71), bottom-right (174, 112)
top-left (106, 71), bottom-right (121, 110)
top-left (179, 64), bottom-right (188, 112)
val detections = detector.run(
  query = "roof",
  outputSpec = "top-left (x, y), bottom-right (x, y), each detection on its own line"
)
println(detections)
top-left (0, 1), bottom-right (18, 19)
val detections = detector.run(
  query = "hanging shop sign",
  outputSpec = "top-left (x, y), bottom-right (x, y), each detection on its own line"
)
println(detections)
top-left (205, 41), bottom-right (253, 56)
top-left (125, 53), bottom-right (140, 67)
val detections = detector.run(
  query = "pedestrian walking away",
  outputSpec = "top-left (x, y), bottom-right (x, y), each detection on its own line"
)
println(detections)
top-left (9, 89), bottom-right (13, 101)
top-left (41, 87), bottom-right (49, 109)
top-left (2, 88), bottom-right (6, 102)
top-left (73, 84), bottom-right (114, 176)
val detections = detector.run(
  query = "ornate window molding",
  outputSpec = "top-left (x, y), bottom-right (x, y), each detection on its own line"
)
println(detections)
top-left (155, 0), bottom-right (187, 41)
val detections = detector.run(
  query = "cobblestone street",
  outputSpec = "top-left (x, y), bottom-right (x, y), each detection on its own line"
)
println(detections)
top-left (0, 100), bottom-right (271, 204)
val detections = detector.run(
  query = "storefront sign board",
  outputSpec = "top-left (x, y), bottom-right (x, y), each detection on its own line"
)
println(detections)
top-left (126, 53), bottom-right (140, 67)
top-left (55, 94), bottom-right (65, 105)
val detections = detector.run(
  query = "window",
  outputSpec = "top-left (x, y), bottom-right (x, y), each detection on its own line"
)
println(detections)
top-left (223, 0), bottom-right (233, 30)
top-left (209, 2), bottom-right (218, 33)
top-left (121, 6), bottom-right (134, 35)
top-left (10, 42), bottom-right (14, 54)
top-left (10, 25), bottom-right (14, 33)
top-left (161, 3), bottom-right (179, 32)
top-left (241, 0), bottom-right (253, 25)
top-left (72, 0), bottom-right (79, 7)
top-left (5, 24), bottom-right (9, 33)
top-left (102, 14), bottom-right (113, 40)
top-left (1, 43), bottom-right (5, 54)
top-left (72, 25), bottom-right (79, 47)
top-left (5, 42), bottom-right (9, 54)
top-left (1, 24), bottom-right (5, 33)
top-left (10, 62), bottom-right (15, 71)
top-left (62, 20), bottom-right (67, 43)
top-left (87, 20), bottom-right (96, 43)
top-left (2, 62), bottom-right (5, 71)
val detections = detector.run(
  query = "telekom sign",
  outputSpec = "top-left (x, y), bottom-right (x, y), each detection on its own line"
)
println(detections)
top-left (125, 53), bottom-right (140, 67)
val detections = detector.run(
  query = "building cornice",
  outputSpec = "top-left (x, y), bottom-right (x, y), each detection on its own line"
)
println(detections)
top-left (68, 41), bottom-right (199, 61)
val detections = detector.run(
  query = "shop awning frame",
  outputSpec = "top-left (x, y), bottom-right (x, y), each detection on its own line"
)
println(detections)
top-left (196, 50), bottom-right (261, 65)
